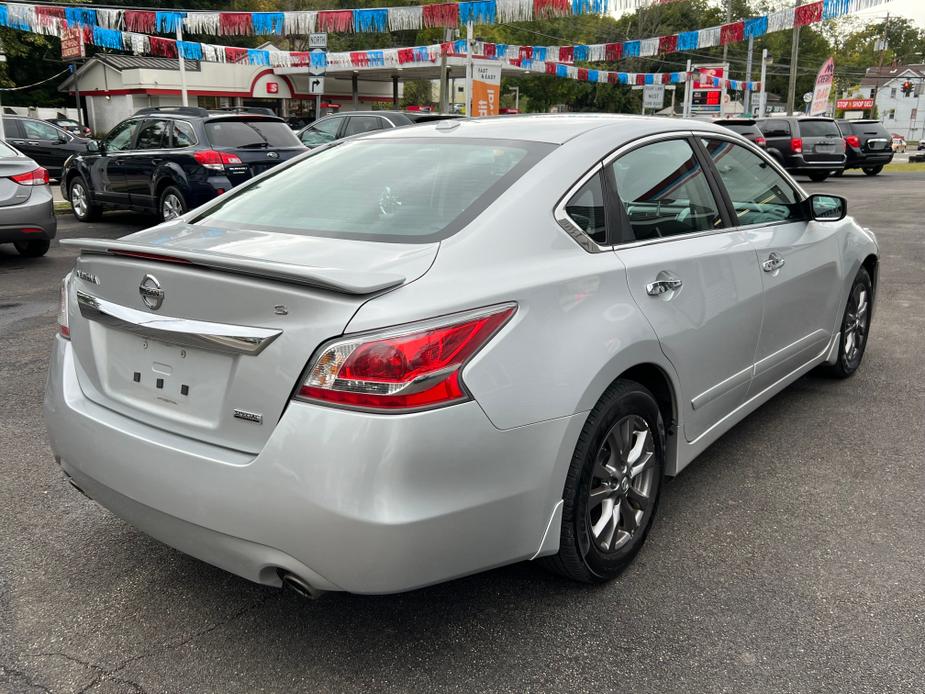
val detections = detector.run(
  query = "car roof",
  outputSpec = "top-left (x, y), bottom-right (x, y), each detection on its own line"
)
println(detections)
top-left (359, 113), bottom-right (733, 145)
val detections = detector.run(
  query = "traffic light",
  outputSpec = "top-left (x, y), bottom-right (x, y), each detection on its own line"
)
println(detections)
top-left (901, 80), bottom-right (914, 96)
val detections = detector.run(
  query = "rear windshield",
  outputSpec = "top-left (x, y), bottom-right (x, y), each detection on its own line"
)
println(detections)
top-left (204, 119), bottom-right (301, 148)
top-left (845, 121), bottom-right (889, 137)
top-left (798, 120), bottom-right (840, 137)
top-left (192, 138), bottom-right (550, 243)
top-left (0, 141), bottom-right (21, 157)
top-left (723, 123), bottom-right (760, 136)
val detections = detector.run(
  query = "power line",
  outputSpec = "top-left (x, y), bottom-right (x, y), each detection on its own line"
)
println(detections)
top-left (0, 68), bottom-right (69, 91)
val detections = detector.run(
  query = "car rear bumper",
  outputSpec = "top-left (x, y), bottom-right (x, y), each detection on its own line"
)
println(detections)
top-left (0, 187), bottom-right (57, 242)
top-left (44, 337), bottom-right (580, 594)
top-left (844, 151), bottom-right (893, 167)
top-left (785, 154), bottom-right (846, 171)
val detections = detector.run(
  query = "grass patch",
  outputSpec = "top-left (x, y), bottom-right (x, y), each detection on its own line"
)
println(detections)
top-left (883, 161), bottom-right (925, 173)
top-left (54, 201), bottom-right (72, 214)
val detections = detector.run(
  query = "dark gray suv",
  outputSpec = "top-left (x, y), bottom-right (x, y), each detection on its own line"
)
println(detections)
top-left (756, 117), bottom-right (846, 182)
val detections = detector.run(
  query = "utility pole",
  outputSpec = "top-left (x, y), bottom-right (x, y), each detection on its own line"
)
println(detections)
top-left (758, 49), bottom-right (770, 118)
top-left (438, 27), bottom-right (452, 113)
top-left (786, 0), bottom-right (803, 115)
top-left (682, 58), bottom-right (692, 118)
top-left (464, 21), bottom-right (473, 118)
top-left (721, 0), bottom-right (733, 66)
top-left (176, 23), bottom-right (189, 106)
top-left (870, 14), bottom-right (890, 119)
top-left (744, 36), bottom-right (754, 115)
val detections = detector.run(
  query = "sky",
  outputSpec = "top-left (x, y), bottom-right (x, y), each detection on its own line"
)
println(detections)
top-left (855, 0), bottom-right (925, 27)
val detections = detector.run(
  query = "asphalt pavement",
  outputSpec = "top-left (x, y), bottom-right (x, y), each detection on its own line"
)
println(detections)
top-left (1, 174), bottom-right (924, 694)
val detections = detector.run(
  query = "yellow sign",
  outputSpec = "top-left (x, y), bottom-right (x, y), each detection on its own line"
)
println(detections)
top-left (471, 63), bottom-right (502, 117)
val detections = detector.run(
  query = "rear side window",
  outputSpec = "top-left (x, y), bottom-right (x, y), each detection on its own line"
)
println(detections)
top-left (343, 116), bottom-right (387, 136)
top-left (135, 120), bottom-right (168, 149)
top-left (172, 121), bottom-right (197, 147)
top-left (759, 120), bottom-right (790, 137)
top-left (611, 139), bottom-right (723, 241)
top-left (205, 119), bottom-right (301, 148)
top-left (0, 140), bottom-right (20, 157)
top-left (2, 118), bottom-right (24, 138)
top-left (564, 173), bottom-right (607, 244)
top-left (798, 120), bottom-right (840, 138)
top-left (193, 139), bottom-right (548, 243)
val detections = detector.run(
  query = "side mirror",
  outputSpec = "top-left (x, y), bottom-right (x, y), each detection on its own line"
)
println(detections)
top-left (86, 140), bottom-right (101, 154)
top-left (807, 193), bottom-right (847, 222)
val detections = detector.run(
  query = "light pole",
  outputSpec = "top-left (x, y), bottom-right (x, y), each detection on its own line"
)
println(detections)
top-left (758, 50), bottom-right (771, 118)
top-left (508, 86), bottom-right (519, 111)
top-left (787, 0), bottom-right (803, 114)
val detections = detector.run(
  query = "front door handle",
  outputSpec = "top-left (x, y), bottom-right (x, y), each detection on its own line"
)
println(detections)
top-left (646, 277), bottom-right (683, 296)
top-left (762, 252), bottom-right (785, 272)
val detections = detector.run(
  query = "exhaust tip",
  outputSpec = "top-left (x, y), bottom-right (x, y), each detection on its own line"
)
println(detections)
top-left (278, 570), bottom-right (325, 600)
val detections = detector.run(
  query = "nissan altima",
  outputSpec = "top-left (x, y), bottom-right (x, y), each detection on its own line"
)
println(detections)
top-left (45, 115), bottom-right (878, 595)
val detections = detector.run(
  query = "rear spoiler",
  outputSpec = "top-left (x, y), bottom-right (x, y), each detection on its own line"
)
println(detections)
top-left (60, 238), bottom-right (405, 295)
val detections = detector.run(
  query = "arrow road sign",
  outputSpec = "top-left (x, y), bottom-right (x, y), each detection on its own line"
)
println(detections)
top-left (308, 77), bottom-right (325, 95)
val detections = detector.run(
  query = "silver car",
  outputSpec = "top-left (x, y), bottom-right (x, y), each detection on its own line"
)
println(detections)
top-left (0, 139), bottom-right (57, 257)
top-left (45, 116), bottom-right (878, 595)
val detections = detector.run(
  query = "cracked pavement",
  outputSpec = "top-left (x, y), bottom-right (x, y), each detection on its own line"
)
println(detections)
top-left (2, 176), bottom-right (924, 693)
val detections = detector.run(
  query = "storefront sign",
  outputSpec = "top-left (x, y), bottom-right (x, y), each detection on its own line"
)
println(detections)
top-left (691, 65), bottom-right (725, 113)
top-left (836, 98), bottom-right (874, 110)
top-left (643, 84), bottom-right (665, 109)
top-left (61, 28), bottom-right (85, 61)
top-left (470, 63), bottom-right (501, 117)
top-left (266, 82), bottom-right (279, 94)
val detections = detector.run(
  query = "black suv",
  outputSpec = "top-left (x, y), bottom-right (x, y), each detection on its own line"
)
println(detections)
top-left (713, 118), bottom-right (768, 149)
top-left (756, 117), bottom-right (846, 181)
top-left (297, 110), bottom-right (461, 147)
top-left (61, 106), bottom-right (305, 222)
top-left (2, 115), bottom-right (92, 179)
top-left (834, 119), bottom-right (893, 176)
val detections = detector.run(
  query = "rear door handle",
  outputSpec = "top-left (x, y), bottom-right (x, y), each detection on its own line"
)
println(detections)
top-left (646, 277), bottom-right (683, 296)
top-left (762, 252), bottom-right (785, 272)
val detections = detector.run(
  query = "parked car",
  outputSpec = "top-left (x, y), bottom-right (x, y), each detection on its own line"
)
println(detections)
top-left (1, 115), bottom-right (92, 179)
top-left (891, 136), bottom-right (907, 153)
top-left (46, 117), bottom-right (93, 138)
top-left (918, 141), bottom-right (925, 151)
top-left (296, 110), bottom-right (461, 147)
top-left (47, 115), bottom-right (878, 595)
top-left (0, 139), bottom-right (57, 257)
top-left (60, 106), bottom-right (305, 223)
top-left (713, 118), bottom-right (767, 148)
top-left (835, 119), bottom-right (893, 176)
top-left (756, 116), bottom-right (846, 181)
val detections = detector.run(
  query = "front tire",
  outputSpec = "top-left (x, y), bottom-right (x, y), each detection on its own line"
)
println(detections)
top-left (69, 176), bottom-right (101, 222)
top-left (821, 268), bottom-right (872, 379)
top-left (13, 239), bottom-right (50, 257)
top-left (542, 380), bottom-right (665, 583)
top-left (863, 165), bottom-right (883, 176)
top-left (159, 186), bottom-right (187, 222)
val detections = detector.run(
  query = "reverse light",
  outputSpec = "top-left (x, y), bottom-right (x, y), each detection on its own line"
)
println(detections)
top-left (297, 303), bottom-right (517, 412)
top-left (57, 277), bottom-right (70, 339)
top-left (194, 150), bottom-right (244, 171)
top-left (790, 137), bottom-right (804, 154)
top-left (9, 167), bottom-right (49, 186)
top-left (844, 135), bottom-right (861, 149)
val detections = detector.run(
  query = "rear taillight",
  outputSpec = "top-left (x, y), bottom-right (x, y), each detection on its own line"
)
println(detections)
top-left (845, 135), bottom-right (861, 149)
top-left (297, 303), bottom-right (517, 412)
top-left (194, 150), bottom-right (244, 171)
top-left (790, 138), bottom-right (803, 154)
top-left (9, 167), bottom-right (49, 186)
top-left (57, 277), bottom-right (70, 339)
top-left (755, 136), bottom-right (767, 147)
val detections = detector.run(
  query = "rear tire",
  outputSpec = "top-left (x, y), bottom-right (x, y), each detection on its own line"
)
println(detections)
top-left (13, 239), bottom-right (50, 257)
top-left (819, 268), bottom-right (872, 379)
top-left (808, 172), bottom-right (829, 182)
top-left (541, 379), bottom-right (665, 583)
top-left (69, 176), bottom-right (101, 222)
top-left (863, 165), bottom-right (883, 176)
top-left (833, 169), bottom-right (845, 177)
top-left (159, 186), bottom-right (187, 222)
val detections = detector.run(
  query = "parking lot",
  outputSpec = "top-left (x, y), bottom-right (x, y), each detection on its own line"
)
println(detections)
top-left (1, 172), bottom-right (923, 693)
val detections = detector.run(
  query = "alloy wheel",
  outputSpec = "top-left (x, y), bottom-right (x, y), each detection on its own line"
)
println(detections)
top-left (162, 193), bottom-right (184, 221)
top-left (844, 283), bottom-right (869, 365)
top-left (586, 414), bottom-right (656, 554)
top-left (71, 183), bottom-right (87, 218)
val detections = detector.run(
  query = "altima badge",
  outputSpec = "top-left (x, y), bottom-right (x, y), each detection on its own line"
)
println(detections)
top-left (233, 408), bottom-right (263, 425)
top-left (76, 269), bottom-right (100, 285)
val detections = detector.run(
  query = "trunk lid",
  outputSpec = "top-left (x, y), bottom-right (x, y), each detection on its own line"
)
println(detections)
top-left (848, 120), bottom-right (891, 153)
top-left (798, 119), bottom-right (845, 163)
top-left (63, 222), bottom-right (438, 453)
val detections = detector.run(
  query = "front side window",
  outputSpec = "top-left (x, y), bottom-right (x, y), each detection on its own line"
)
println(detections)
top-left (105, 119), bottom-right (139, 152)
top-left (343, 116), bottom-right (387, 137)
top-left (135, 120), bottom-right (168, 150)
top-left (701, 138), bottom-right (804, 226)
top-left (23, 119), bottom-right (63, 141)
top-left (193, 139), bottom-right (547, 243)
top-left (564, 172), bottom-right (607, 244)
top-left (611, 139), bottom-right (722, 241)
top-left (300, 118), bottom-right (342, 146)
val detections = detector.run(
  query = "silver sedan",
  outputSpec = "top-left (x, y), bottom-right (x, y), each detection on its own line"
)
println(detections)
top-left (45, 115), bottom-right (877, 595)
top-left (0, 140), bottom-right (57, 257)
